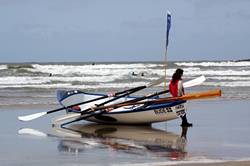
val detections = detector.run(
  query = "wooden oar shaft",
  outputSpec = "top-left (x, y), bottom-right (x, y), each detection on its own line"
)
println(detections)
top-left (156, 89), bottom-right (221, 102)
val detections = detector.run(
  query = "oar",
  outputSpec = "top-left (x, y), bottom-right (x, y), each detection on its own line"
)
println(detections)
top-left (18, 77), bottom-right (165, 122)
top-left (60, 76), bottom-right (207, 126)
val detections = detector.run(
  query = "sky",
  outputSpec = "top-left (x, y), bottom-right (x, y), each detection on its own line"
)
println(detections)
top-left (0, 0), bottom-right (250, 62)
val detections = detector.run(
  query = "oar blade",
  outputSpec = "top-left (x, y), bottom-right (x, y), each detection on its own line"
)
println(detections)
top-left (18, 112), bottom-right (47, 121)
top-left (183, 75), bottom-right (206, 88)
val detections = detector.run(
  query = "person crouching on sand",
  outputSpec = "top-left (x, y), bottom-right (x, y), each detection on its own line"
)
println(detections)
top-left (169, 68), bottom-right (192, 127)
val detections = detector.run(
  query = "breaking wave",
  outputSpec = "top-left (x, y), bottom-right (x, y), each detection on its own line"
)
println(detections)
top-left (175, 61), bottom-right (250, 67)
top-left (0, 61), bottom-right (250, 106)
top-left (0, 65), bottom-right (7, 70)
top-left (0, 61), bottom-right (250, 98)
top-left (7, 64), bottom-right (34, 69)
top-left (0, 61), bottom-right (249, 90)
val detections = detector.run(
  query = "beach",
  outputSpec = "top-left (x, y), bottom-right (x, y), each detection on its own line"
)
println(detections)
top-left (1, 99), bottom-right (250, 166)
top-left (1, 61), bottom-right (250, 165)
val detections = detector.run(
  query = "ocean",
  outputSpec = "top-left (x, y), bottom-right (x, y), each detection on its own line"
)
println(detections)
top-left (1, 61), bottom-right (250, 166)
top-left (0, 61), bottom-right (250, 107)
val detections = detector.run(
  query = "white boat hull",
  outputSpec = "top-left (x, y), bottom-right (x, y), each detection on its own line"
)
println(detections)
top-left (54, 90), bottom-right (186, 125)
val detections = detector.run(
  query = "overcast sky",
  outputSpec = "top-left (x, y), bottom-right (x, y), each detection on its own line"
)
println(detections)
top-left (0, 0), bottom-right (249, 62)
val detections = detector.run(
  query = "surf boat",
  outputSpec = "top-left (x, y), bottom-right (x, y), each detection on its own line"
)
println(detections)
top-left (18, 75), bottom-right (221, 126)
top-left (54, 90), bottom-right (186, 125)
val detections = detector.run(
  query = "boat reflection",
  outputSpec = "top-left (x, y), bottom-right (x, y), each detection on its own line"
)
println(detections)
top-left (53, 124), bottom-right (189, 160)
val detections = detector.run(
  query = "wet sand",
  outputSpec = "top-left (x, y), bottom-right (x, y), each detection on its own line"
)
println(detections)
top-left (0, 99), bottom-right (250, 166)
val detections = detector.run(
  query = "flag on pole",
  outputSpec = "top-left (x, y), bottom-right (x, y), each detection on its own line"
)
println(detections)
top-left (163, 11), bottom-right (171, 91)
top-left (166, 11), bottom-right (171, 48)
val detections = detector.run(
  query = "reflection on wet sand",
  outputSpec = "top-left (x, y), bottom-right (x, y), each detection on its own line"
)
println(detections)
top-left (53, 124), bottom-right (189, 160)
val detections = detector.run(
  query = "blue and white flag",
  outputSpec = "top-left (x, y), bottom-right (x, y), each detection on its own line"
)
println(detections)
top-left (166, 11), bottom-right (171, 48)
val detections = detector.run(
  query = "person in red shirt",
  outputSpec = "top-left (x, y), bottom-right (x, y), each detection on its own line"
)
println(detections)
top-left (169, 68), bottom-right (192, 127)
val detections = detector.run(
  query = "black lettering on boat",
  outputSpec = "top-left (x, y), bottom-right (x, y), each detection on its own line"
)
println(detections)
top-left (175, 104), bottom-right (184, 110)
top-left (166, 107), bottom-right (173, 112)
top-left (176, 110), bottom-right (186, 117)
top-left (154, 107), bottom-right (173, 115)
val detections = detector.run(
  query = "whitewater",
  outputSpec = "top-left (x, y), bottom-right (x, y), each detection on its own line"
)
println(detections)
top-left (0, 61), bottom-right (249, 106)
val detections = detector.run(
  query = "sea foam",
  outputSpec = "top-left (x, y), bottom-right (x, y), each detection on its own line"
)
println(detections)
top-left (175, 61), bottom-right (250, 67)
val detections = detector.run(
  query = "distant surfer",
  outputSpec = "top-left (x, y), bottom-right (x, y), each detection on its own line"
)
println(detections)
top-left (132, 72), bottom-right (137, 76)
top-left (131, 72), bottom-right (144, 76)
top-left (49, 73), bottom-right (52, 77)
top-left (169, 68), bottom-right (192, 127)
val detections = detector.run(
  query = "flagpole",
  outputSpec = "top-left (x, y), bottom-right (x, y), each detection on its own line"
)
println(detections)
top-left (164, 11), bottom-right (171, 91)
top-left (163, 46), bottom-right (168, 90)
